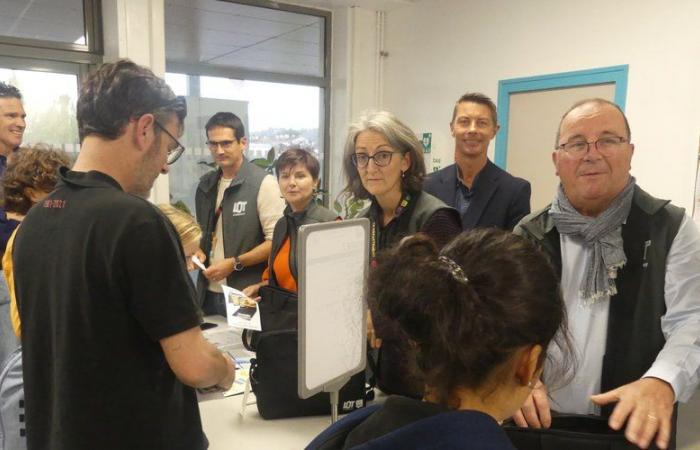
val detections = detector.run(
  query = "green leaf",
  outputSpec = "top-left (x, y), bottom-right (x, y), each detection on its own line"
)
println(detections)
top-left (250, 158), bottom-right (270, 169)
top-left (266, 147), bottom-right (276, 163)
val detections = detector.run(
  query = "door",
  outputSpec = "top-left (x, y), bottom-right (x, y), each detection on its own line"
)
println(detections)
top-left (495, 66), bottom-right (628, 211)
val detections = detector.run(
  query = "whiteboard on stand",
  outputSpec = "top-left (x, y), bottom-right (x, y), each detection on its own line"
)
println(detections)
top-left (297, 218), bottom-right (369, 398)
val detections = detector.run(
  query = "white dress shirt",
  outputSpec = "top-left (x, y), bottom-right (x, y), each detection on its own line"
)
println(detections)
top-left (545, 214), bottom-right (700, 414)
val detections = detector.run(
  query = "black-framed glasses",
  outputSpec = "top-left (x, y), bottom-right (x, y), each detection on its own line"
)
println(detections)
top-left (557, 135), bottom-right (628, 156)
top-left (352, 151), bottom-right (401, 168)
top-left (206, 140), bottom-right (236, 151)
top-left (154, 120), bottom-right (186, 165)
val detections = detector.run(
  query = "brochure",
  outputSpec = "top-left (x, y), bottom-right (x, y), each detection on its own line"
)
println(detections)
top-left (221, 285), bottom-right (262, 331)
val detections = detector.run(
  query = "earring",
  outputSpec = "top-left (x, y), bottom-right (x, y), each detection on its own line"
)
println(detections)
top-left (527, 380), bottom-right (535, 388)
top-left (401, 171), bottom-right (406, 179)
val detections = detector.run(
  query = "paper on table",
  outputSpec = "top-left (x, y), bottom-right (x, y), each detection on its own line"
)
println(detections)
top-left (197, 357), bottom-right (251, 401)
top-left (224, 358), bottom-right (251, 397)
top-left (222, 285), bottom-right (262, 331)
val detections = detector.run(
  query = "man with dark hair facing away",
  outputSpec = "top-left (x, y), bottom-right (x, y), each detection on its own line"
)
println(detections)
top-left (424, 92), bottom-right (531, 230)
top-left (12, 59), bottom-right (235, 450)
top-left (195, 112), bottom-right (284, 316)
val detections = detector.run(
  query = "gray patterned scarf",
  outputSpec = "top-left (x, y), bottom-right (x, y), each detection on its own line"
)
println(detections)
top-left (550, 177), bottom-right (636, 305)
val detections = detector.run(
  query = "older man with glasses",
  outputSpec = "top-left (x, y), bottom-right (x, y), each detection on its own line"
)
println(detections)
top-left (514, 98), bottom-right (700, 450)
top-left (12, 59), bottom-right (235, 450)
top-left (193, 111), bottom-right (284, 316)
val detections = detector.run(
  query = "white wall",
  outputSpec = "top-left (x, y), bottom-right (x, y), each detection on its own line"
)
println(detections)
top-left (327, 6), bottom-right (381, 204)
top-left (102, 0), bottom-right (170, 204)
top-left (380, 0), bottom-right (700, 210)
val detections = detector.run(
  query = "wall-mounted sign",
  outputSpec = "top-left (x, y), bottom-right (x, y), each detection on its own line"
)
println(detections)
top-left (421, 132), bottom-right (432, 153)
top-left (432, 156), bottom-right (441, 173)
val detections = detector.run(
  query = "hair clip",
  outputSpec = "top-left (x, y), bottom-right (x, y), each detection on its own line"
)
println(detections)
top-left (438, 255), bottom-right (469, 285)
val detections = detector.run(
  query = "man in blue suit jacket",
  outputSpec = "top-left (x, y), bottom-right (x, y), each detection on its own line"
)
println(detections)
top-left (424, 92), bottom-right (530, 231)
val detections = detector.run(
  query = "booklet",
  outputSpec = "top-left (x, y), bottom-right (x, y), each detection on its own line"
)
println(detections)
top-left (221, 285), bottom-right (262, 331)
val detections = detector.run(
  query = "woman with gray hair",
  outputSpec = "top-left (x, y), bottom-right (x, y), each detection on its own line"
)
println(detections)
top-left (343, 110), bottom-right (461, 398)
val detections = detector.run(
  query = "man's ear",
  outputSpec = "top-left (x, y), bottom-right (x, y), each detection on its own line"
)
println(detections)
top-left (24, 187), bottom-right (45, 204)
top-left (240, 136), bottom-right (248, 151)
top-left (134, 114), bottom-right (156, 151)
top-left (515, 344), bottom-right (543, 386)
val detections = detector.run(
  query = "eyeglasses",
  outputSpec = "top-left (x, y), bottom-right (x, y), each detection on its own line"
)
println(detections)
top-left (206, 140), bottom-right (237, 151)
top-left (557, 135), bottom-right (628, 156)
top-left (351, 151), bottom-right (401, 168)
top-left (154, 120), bottom-right (186, 165)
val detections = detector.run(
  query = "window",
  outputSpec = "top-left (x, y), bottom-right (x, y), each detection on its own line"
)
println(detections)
top-left (0, 0), bottom-right (101, 54)
top-left (165, 73), bottom-right (324, 214)
top-left (0, 0), bottom-right (102, 155)
top-left (0, 59), bottom-right (82, 157)
top-left (199, 77), bottom-right (321, 162)
top-left (164, 0), bottom-right (331, 213)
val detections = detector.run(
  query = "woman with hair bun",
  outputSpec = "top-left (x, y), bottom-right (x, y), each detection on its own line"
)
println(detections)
top-left (308, 228), bottom-right (571, 450)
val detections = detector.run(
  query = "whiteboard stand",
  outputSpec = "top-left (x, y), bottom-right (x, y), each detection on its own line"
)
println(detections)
top-left (297, 219), bottom-right (369, 424)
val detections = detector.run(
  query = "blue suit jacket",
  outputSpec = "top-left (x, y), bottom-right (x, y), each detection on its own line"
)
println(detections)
top-left (424, 160), bottom-right (531, 231)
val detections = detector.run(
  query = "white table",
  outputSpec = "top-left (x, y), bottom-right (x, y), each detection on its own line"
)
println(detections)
top-left (199, 316), bottom-right (335, 449)
top-left (200, 393), bottom-right (332, 449)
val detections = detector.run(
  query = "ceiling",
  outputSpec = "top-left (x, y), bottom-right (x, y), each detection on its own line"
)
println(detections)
top-left (165, 0), bottom-right (326, 78)
top-left (281, 0), bottom-right (419, 10)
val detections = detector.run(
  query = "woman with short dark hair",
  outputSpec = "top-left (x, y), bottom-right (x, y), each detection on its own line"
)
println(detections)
top-left (309, 228), bottom-right (571, 449)
top-left (243, 148), bottom-right (336, 298)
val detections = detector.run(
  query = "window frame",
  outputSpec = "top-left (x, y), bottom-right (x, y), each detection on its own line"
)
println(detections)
top-left (165, 0), bottom-right (332, 205)
top-left (0, 0), bottom-right (103, 58)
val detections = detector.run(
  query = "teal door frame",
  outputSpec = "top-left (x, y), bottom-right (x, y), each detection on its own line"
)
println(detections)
top-left (494, 65), bottom-right (629, 168)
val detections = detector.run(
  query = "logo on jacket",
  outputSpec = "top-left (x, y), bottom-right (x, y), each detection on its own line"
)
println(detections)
top-left (231, 201), bottom-right (248, 216)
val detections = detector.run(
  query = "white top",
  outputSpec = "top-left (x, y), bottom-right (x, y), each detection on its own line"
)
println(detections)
top-left (545, 214), bottom-right (700, 413)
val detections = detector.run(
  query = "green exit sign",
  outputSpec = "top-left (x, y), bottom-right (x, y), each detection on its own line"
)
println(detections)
top-left (421, 132), bottom-right (432, 153)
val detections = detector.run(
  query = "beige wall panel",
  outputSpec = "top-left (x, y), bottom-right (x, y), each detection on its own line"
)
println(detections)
top-left (505, 84), bottom-right (616, 211)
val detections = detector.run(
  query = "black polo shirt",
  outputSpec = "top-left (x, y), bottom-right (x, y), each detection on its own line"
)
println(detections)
top-left (14, 168), bottom-right (206, 450)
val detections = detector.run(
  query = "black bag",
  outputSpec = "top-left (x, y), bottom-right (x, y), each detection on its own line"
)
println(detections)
top-left (242, 285), bottom-right (298, 352)
top-left (503, 414), bottom-right (643, 450)
top-left (249, 329), bottom-right (370, 419)
top-left (245, 285), bottom-right (372, 419)
top-left (258, 285), bottom-right (298, 331)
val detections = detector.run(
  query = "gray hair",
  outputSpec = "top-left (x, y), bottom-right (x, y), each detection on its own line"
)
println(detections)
top-left (342, 110), bottom-right (426, 200)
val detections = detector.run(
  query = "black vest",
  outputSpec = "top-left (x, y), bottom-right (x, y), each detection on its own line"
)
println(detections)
top-left (268, 202), bottom-right (338, 288)
top-left (195, 160), bottom-right (269, 298)
top-left (515, 186), bottom-right (685, 432)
